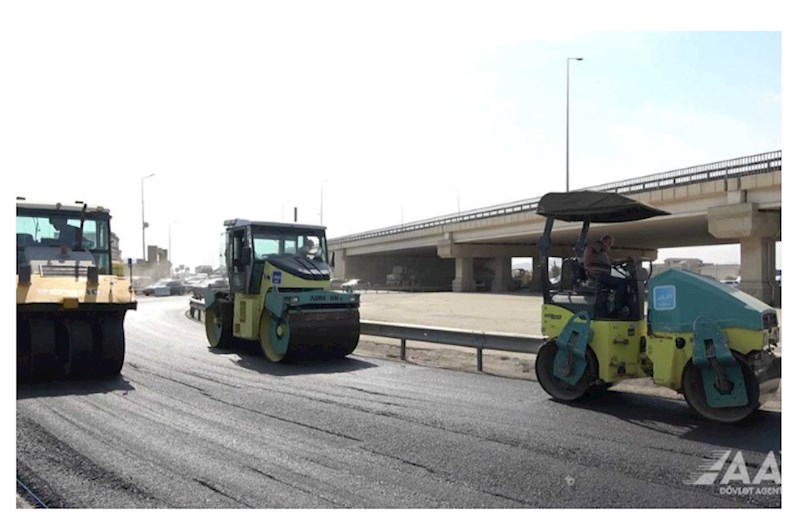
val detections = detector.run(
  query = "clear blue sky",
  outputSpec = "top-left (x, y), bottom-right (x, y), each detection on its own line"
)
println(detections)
top-left (3, 3), bottom-right (788, 269)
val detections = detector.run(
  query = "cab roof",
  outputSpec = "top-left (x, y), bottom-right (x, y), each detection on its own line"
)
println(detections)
top-left (16, 201), bottom-right (111, 215)
top-left (224, 219), bottom-right (327, 231)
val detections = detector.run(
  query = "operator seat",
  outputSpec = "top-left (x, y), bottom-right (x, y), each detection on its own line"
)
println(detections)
top-left (559, 258), bottom-right (597, 295)
top-left (551, 257), bottom-right (628, 319)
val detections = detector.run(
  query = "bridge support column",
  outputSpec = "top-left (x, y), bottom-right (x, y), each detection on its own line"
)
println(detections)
top-left (738, 237), bottom-right (777, 304)
top-left (708, 203), bottom-right (780, 305)
top-left (491, 257), bottom-right (512, 293)
top-left (452, 257), bottom-right (476, 292)
top-left (332, 249), bottom-right (348, 279)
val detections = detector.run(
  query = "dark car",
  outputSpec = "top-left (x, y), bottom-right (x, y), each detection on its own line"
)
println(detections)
top-left (191, 277), bottom-right (229, 299)
top-left (141, 279), bottom-right (187, 296)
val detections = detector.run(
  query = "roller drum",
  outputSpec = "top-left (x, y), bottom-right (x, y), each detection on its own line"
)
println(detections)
top-left (260, 307), bottom-right (360, 362)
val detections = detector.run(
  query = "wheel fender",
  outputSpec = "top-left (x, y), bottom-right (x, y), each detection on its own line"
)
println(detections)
top-left (203, 287), bottom-right (219, 310)
top-left (690, 317), bottom-right (748, 408)
top-left (264, 287), bottom-right (288, 320)
top-left (553, 311), bottom-right (594, 386)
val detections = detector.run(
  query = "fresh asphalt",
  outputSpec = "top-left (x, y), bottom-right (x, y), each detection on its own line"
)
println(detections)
top-left (16, 295), bottom-right (781, 508)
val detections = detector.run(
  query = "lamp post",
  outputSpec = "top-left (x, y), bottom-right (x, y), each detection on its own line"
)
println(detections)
top-left (141, 173), bottom-right (155, 260)
top-left (566, 57), bottom-right (583, 192)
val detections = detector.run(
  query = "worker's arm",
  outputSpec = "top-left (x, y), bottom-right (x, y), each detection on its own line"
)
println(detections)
top-left (582, 245), bottom-right (593, 272)
top-left (611, 254), bottom-right (634, 265)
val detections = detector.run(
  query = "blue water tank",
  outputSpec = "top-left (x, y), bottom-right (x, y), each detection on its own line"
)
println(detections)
top-left (648, 269), bottom-right (773, 333)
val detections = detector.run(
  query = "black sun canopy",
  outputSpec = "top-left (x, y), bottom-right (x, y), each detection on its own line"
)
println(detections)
top-left (536, 191), bottom-right (670, 223)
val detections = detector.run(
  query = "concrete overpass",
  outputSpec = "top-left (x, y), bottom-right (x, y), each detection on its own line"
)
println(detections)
top-left (329, 151), bottom-right (781, 304)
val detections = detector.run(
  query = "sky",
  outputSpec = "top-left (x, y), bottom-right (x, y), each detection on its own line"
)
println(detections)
top-left (3, 2), bottom-right (789, 271)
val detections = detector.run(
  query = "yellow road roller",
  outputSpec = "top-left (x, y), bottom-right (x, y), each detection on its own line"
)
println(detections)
top-left (534, 191), bottom-right (781, 423)
top-left (204, 219), bottom-right (360, 362)
top-left (16, 200), bottom-right (137, 380)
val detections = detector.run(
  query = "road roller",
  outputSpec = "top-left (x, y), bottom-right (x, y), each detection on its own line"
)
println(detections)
top-left (204, 219), bottom-right (360, 362)
top-left (16, 199), bottom-right (137, 381)
top-left (534, 191), bottom-right (781, 423)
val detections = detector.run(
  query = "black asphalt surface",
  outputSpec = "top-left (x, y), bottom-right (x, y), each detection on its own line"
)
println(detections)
top-left (17, 296), bottom-right (781, 508)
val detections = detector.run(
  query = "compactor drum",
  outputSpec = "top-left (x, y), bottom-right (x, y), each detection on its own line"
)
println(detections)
top-left (16, 201), bottom-right (137, 381)
top-left (534, 191), bottom-right (781, 423)
top-left (204, 219), bottom-right (360, 362)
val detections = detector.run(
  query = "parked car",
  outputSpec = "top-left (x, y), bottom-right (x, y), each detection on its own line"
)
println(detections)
top-left (132, 276), bottom-right (155, 294)
top-left (191, 277), bottom-right (229, 299)
top-left (141, 279), bottom-right (187, 296)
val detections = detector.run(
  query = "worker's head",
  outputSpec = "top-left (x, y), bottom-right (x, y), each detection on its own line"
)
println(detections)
top-left (601, 235), bottom-right (614, 249)
top-left (304, 238), bottom-right (314, 248)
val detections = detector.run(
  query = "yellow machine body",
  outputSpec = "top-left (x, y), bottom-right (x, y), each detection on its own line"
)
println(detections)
top-left (17, 201), bottom-right (137, 380)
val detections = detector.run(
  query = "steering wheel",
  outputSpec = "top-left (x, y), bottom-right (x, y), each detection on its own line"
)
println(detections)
top-left (611, 260), bottom-right (631, 277)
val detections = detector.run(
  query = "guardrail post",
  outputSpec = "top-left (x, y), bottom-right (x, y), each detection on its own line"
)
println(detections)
top-left (401, 339), bottom-right (407, 361)
top-left (477, 347), bottom-right (483, 372)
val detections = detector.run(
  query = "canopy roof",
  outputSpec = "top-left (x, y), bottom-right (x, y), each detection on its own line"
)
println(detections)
top-left (536, 191), bottom-right (670, 223)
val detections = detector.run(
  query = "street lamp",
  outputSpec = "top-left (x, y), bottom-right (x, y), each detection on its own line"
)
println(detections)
top-left (141, 173), bottom-right (155, 260)
top-left (452, 189), bottom-right (461, 214)
top-left (566, 57), bottom-right (583, 192)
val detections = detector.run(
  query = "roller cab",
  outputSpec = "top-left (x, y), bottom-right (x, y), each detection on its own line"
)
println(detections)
top-left (204, 219), bottom-right (360, 362)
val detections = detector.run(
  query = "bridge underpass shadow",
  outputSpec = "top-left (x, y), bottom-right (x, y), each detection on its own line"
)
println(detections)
top-left (17, 375), bottom-right (136, 400)
top-left (207, 342), bottom-right (378, 376)
top-left (553, 390), bottom-right (781, 454)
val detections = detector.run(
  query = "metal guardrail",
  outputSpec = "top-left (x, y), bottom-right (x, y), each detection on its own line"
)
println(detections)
top-left (361, 321), bottom-right (545, 372)
top-left (188, 299), bottom-right (546, 371)
top-left (189, 299), bottom-right (205, 320)
top-left (330, 150), bottom-right (782, 244)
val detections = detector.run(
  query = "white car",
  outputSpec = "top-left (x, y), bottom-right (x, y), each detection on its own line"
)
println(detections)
top-left (341, 279), bottom-right (367, 292)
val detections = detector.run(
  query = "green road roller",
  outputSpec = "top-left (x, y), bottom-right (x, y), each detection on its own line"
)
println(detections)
top-left (534, 191), bottom-right (781, 423)
top-left (204, 219), bottom-right (360, 362)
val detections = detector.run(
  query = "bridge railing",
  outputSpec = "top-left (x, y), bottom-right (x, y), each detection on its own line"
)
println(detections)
top-left (590, 150), bottom-right (781, 194)
top-left (331, 150), bottom-right (781, 244)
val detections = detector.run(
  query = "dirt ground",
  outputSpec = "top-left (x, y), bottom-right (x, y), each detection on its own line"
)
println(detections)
top-left (351, 291), bottom-right (781, 411)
